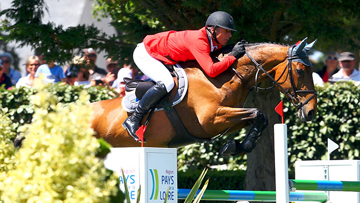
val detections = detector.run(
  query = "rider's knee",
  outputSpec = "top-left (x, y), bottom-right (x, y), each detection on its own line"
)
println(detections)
top-left (162, 79), bottom-right (174, 93)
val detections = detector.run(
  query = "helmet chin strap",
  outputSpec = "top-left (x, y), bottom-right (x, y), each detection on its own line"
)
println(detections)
top-left (206, 26), bottom-right (220, 44)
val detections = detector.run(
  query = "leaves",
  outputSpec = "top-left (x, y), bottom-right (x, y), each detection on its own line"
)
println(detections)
top-left (2, 0), bottom-right (360, 66)
top-left (285, 81), bottom-right (360, 169)
top-left (0, 84), bottom-right (116, 134)
top-left (0, 110), bottom-right (17, 195)
top-left (0, 81), bottom-right (119, 202)
top-left (184, 167), bottom-right (208, 203)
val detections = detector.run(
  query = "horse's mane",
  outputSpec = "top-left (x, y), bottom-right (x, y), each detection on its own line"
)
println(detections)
top-left (210, 41), bottom-right (290, 58)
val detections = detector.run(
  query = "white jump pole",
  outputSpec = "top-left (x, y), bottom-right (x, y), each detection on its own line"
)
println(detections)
top-left (275, 123), bottom-right (289, 202)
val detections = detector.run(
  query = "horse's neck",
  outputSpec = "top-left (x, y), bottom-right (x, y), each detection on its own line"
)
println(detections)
top-left (238, 45), bottom-right (288, 85)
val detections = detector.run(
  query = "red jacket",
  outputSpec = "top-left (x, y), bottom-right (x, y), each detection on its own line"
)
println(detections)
top-left (143, 27), bottom-right (236, 77)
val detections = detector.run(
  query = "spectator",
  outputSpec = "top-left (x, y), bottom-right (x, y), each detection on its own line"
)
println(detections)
top-left (317, 52), bottom-right (339, 83)
top-left (0, 52), bottom-right (22, 85)
top-left (90, 71), bottom-right (115, 87)
top-left (83, 48), bottom-right (107, 81)
top-left (34, 48), bottom-right (46, 65)
top-left (35, 56), bottom-right (66, 83)
top-left (16, 56), bottom-right (41, 88)
top-left (331, 52), bottom-right (360, 85)
top-left (106, 58), bottom-right (120, 77)
top-left (312, 72), bottom-right (324, 87)
top-left (63, 56), bottom-right (91, 87)
top-left (64, 65), bottom-right (92, 87)
top-left (0, 59), bottom-right (13, 89)
top-left (114, 62), bottom-right (148, 96)
top-left (74, 67), bottom-right (91, 87)
top-left (64, 64), bottom-right (78, 85)
top-left (115, 64), bottom-right (132, 96)
top-left (106, 58), bottom-right (120, 86)
top-left (73, 56), bottom-right (91, 87)
top-left (131, 65), bottom-right (149, 80)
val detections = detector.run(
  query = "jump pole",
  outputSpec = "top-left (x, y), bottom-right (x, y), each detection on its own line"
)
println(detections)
top-left (177, 189), bottom-right (327, 202)
top-left (290, 179), bottom-right (360, 192)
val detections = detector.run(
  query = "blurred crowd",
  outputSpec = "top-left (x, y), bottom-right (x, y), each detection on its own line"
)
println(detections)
top-left (0, 48), bottom-right (359, 95)
top-left (313, 51), bottom-right (360, 86)
top-left (0, 48), bottom-right (148, 97)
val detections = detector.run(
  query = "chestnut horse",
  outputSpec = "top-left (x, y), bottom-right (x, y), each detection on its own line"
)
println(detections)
top-left (90, 38), bottom-right (317, 155)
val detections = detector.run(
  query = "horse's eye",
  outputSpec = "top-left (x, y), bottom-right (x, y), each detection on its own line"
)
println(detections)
top-left (296, 69), bottom-right (304, 76)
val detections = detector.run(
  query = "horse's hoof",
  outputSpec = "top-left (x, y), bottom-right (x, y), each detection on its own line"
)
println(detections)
top-left (240, 130), bottom-right (260, 153)
top-left (241, 139), bottom-right (256, 153)
top-left (220, 140), bottom-right (245, 156)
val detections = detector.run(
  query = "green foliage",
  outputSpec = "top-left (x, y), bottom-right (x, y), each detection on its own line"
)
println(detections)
top-left (177, 130), bottom-right (248, 171)
top-left (178, 169), bottom-right (246, 190)
top-left (2, 0), bottom-right (360, 65)
top-left (0, 84), bottom-right (116, 134)
top-left (184, 167), bottom-right (208, 202)
top-left (284, 81), bottom-right (360, 170)
top-left (178, 169), bottom-right (246, 203)
top-left (0, 111), bottom-right (17, 197)
top-left (0, 81), bottom-right (120, 202)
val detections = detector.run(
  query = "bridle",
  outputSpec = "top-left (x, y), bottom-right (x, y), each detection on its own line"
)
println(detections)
top-left (233, 45), bottom-right (317, 109)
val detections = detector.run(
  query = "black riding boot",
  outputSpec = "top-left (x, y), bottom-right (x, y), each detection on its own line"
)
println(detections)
top-left (122, 82), bottom-right (168, 142)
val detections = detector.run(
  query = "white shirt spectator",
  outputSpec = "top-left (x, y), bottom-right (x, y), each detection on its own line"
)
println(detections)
top-left (113, 68), bottom-right (132, 94)
top-left (312, 72), bottom-right (324, 87)
top-left (16, 74), bottom-right (32, 88)
top-left (117, 68), bottom-right (132, 82)
top-left (331, 68), bottom-right (360, 85)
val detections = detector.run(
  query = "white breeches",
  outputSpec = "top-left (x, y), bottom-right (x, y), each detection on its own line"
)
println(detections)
top-left (133, 43), bottom-right (175, 93)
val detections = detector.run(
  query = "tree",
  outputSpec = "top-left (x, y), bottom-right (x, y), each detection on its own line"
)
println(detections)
top-left (2, 0), bottom-right (360, 62)
top-left (2, 0), bottom-right (360, 193)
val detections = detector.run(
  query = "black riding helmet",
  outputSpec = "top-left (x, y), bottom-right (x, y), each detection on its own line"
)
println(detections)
top-left (205, 11), bottom-right (237, 44)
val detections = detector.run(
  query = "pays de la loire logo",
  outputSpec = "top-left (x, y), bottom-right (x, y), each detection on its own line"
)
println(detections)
top-left (149, 169), bottom-right (159, 200)
top-left (149, 169), bottom-right (176, 201)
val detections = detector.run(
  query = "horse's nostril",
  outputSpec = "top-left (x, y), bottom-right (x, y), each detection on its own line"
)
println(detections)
top-left (307, 109), bottom-right (315, 120)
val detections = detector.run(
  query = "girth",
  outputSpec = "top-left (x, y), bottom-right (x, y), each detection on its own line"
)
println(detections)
top-left (123, 64), bottom-right (210, 147)
top-left (160, 98), bottom-right (210, 148)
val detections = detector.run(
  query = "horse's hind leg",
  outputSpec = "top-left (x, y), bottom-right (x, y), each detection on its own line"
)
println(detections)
top-left (221, 110), bottom-right (268, 156)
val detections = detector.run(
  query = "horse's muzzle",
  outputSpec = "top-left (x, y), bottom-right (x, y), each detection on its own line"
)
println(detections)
top-left (298, 108), bottom-right (315, 122)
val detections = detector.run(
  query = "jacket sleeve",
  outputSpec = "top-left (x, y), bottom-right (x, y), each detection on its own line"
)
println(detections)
top-left (190, 40), bottom-right (237, 78)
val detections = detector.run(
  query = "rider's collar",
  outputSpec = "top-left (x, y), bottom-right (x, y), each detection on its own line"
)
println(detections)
top-left (206, 28), bottom-right (217, 52)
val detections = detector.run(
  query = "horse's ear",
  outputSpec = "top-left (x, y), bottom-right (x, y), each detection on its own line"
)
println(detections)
top-left (294, 37), bottom-right (308, 54)
top-left (304, 39), bottom-right (317, 52)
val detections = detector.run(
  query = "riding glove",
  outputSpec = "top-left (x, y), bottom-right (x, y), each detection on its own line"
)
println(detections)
top-left (229, 41), bottom-right (246, 59)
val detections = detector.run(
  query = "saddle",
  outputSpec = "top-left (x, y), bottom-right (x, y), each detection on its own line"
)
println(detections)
top-left (121, 64), bottom-right (210, 147)
top-left (122, 65), bottom-right (188, 112)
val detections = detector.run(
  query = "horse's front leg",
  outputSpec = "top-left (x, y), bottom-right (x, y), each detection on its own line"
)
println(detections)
top-left (213, 107), bottom-right (268, 156)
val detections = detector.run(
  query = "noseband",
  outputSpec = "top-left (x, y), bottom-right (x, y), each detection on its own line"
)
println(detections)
top-left (233, 45), bottom-right (317, 109)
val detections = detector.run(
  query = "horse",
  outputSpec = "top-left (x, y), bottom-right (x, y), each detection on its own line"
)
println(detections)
top-left (90, 38), bottom-right (317, 155)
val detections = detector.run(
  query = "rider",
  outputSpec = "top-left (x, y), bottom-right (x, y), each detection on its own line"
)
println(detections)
top-left (123, 11), bottom-right (246, 142)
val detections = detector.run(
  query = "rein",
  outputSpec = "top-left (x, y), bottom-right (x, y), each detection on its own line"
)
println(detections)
top-left (233, 45), bottom-right (317, 109)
